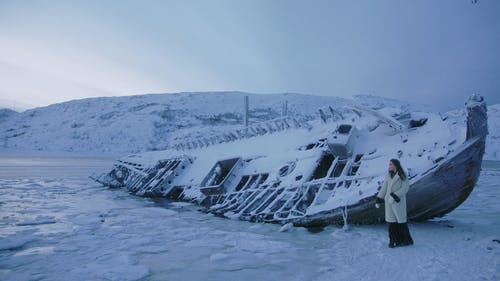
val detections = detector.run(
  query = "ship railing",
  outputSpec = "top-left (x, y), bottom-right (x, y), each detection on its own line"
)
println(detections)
top-left (224, 172), bottom-right (382, 221)
top-left (170, 116), bottom-right (313, 151)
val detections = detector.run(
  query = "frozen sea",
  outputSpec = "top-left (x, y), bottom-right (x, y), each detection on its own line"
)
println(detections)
top-left (0, 156), bottom-right (499, 281)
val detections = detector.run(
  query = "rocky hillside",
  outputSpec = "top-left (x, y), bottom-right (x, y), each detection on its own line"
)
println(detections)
top-left (0, 92), bottom-right (497, 160)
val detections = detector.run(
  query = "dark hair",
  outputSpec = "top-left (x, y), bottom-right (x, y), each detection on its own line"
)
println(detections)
top-left (390, 159), bottom-right (407, 180)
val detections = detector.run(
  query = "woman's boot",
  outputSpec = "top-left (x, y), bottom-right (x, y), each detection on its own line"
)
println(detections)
top-left (398, 223), bottom-right (414, 246)
top-left (388, 223), bottom-right (397, 248)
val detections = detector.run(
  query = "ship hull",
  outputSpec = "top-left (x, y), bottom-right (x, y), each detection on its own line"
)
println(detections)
top-left (92, 95), bottom-right (488, 227)
top-left (293, 137), bottom-right (486, 226)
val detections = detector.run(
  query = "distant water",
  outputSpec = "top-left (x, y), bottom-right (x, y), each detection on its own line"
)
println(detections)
top-left (0, 155), bottom-right (114, 178)
top-left (482, 160), bottom-right (500, 170)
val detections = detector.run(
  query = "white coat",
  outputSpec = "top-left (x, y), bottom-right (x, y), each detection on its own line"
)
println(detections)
top-left (377, 173), bottom-right (410, 223)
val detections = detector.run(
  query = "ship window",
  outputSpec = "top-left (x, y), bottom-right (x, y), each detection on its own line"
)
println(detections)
top-left (166, 186), bottom-right (184, 199)
top-left (236, 173), bottom-right (269, 191)
top-left (202, 158), bottom-right (240, 187)
top-left (310, 153), bottom-right (335, 180)
top-left (345, 180), bottom-right (352, 188)
top-left (338, 124), bottom-right (352, 134)
top-left (260, 173), bottom-right (269, 183)
top-left (235, 175), bottom-right (250, 191)
top-left (409, 118), bottom-right (428, 128)
top-left (348, 165), bottom-right (359, 176)
top-left (331, 159), bottom-right (347, 177)
top-left (242, 175), bottom-right (258, 190)
top-left (354, 154), bottom-right (363, 162)
top-left (279, 162), bottom-right (296, 177)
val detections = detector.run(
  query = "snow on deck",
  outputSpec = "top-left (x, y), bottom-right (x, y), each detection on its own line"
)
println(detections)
top-left (114, 107), bottom-right (466, 214)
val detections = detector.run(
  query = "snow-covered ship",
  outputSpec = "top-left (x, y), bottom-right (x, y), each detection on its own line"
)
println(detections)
top-left (92, 95), bottom-right (488, 226)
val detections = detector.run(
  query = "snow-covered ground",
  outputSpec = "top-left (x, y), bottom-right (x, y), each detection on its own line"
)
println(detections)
top-left (1, 92), bottom-right (498, 160)
top-left (485, 104), bottom-right (500, 160)
top-left (1, 156), bottom-right (499, 281)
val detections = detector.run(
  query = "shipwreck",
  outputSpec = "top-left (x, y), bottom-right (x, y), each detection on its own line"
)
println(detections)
top-left (92, 95), bottom-right (488, 227)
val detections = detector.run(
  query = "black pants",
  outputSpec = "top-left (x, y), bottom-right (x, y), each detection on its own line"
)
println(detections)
top-left (388, 222), bottom-right (414, 247)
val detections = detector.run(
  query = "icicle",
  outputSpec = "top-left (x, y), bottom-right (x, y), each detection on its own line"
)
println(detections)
top-left (341, 205), bottom-right (349, 230)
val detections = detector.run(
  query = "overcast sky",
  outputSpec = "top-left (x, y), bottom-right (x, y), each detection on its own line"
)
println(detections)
top-left (1, 0), bottom-right (499, 111)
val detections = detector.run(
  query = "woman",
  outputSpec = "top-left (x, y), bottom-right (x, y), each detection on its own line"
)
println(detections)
top-left (376, 159), bottom-right (414, 248)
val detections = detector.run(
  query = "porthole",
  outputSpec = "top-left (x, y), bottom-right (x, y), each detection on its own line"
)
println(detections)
top-left (279, 161), bottom-right (296, 177)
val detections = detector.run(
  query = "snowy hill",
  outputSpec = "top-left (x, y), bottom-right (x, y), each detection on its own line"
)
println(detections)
top-left (0, 108), bottom-right (19, 124)
top-left (0, 92), bottom-right (347, 155)
top-left (0, 92), bottom-right (498, 160)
